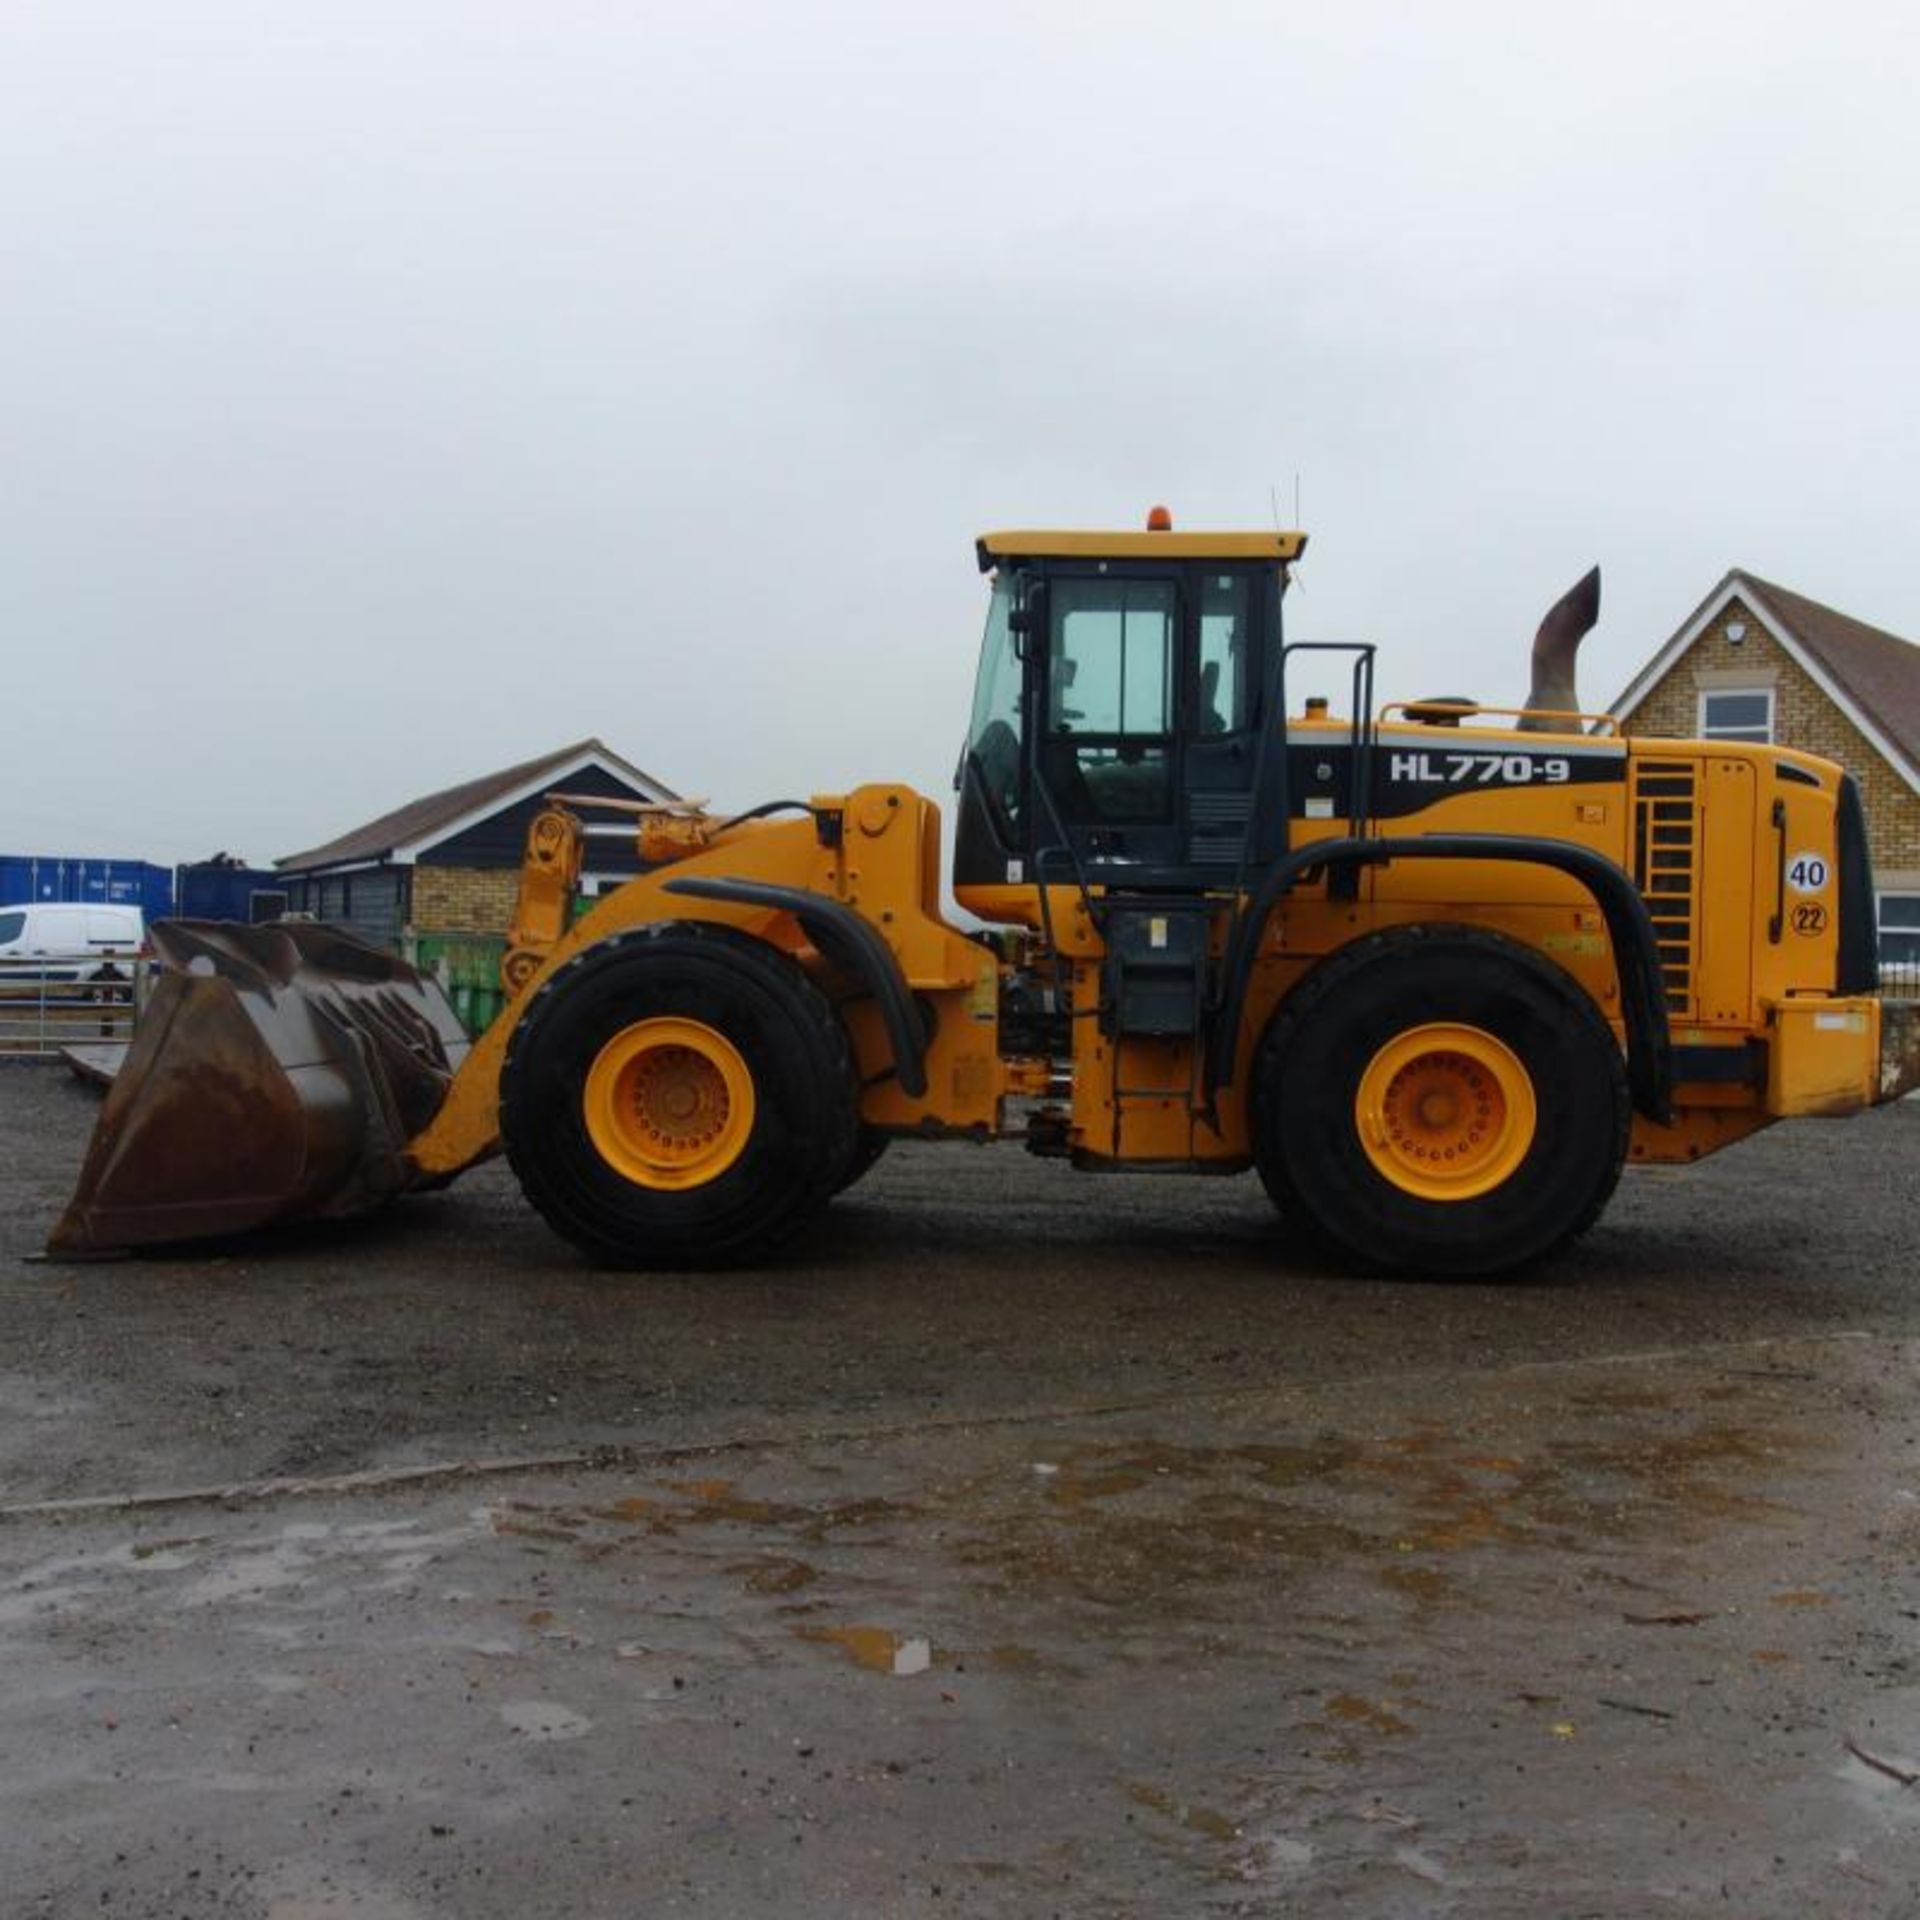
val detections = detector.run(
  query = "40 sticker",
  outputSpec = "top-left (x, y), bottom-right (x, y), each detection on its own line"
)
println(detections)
top-left (1786, 852), bottom-right (1830, 892)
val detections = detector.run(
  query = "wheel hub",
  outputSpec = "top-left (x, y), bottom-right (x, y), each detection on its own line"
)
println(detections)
top-left (1355, 1022), bottom-right (1537, 1202)
top-left (584, 1017), bottom-right (756, 1190)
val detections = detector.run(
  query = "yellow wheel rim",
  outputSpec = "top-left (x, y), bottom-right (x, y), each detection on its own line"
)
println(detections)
top-left (1355, 1023), bottom-right (1536, 1202)
top-left (583, 1017), bottom-right (755, 1191)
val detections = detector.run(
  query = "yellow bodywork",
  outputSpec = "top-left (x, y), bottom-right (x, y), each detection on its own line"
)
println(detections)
top-left (409, 787), bottom-right (1002, 1179)
top-left (952, 715), bottom-right (1880, 1167)
top-left (978, 529), bottom-right (1307, 564)
top-left (410, 701), bottom-right (1886, 1188)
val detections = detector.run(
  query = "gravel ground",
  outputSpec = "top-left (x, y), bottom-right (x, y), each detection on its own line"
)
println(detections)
top-left (2, 1062), bottom-right (1918, 1917)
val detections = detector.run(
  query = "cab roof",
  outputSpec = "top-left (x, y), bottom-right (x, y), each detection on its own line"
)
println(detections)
top-left (976, 528), bottom-right (1308, 571)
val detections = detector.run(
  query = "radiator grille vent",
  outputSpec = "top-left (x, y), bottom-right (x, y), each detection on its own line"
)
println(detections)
top-left (1631, 759), bottom-right (1699, 1015)
top-left (1187, 791), bottom-right (1251, 865)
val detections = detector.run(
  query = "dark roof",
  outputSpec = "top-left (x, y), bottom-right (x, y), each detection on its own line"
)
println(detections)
top-left (1733, 572), bottom-right (1920, 777)
top-left (278, 739), bottom-right (675, 872)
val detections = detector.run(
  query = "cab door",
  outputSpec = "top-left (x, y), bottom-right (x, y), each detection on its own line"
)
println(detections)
top-left (1037, 570), bottom-right (1184, 871)
top-left (1181, 567), bottom-right (1264, 873)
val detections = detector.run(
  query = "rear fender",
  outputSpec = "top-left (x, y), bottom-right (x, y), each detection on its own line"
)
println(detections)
top-left (1209, 833), bottom-right (1673, 1124)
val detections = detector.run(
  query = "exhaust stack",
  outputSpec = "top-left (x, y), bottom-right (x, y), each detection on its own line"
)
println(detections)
top-left (1517, 565), bottom-right (1601, 733)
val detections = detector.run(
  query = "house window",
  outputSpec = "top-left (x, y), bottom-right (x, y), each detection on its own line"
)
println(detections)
top-left (1698, 688), bottom-right (1774, 743)
top-left (1881, 894), bottom-right (1920, 977)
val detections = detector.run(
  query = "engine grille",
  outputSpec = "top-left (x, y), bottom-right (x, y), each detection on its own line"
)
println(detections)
top-left (1187, 790), bottom-right (1252, 866)
top-left (1631, 759), bottom-right (1699, 1015)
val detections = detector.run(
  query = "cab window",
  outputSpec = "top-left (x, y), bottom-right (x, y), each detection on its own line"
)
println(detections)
top-left (1047, 578), bottom-right (1175, 824)
top-left (1049, 579), bottom-right (1174, 734)
top-left (1197, 572), bottom-right (1252, 733)
top-left (965, 573), bottom-right (1025, 836)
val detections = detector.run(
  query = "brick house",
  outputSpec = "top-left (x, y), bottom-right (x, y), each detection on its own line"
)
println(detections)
top-left (276, 738), bottom-right (677, 951)
top-left (1610, 572), bottom-right (1920, 977)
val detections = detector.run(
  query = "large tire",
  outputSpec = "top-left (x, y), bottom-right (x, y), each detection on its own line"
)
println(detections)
top-left (1251, 925), bottom-right (1630, 1278)
top-left (500, 924), bottom-right (857, 1268)
top-left (834, 1128), bottom-right (891, 1195)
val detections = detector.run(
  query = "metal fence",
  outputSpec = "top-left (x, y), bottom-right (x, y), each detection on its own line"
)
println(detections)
top-left (3, 934), bottom-right (512, 1058)
top-left (403, 931), bottom-right (508, 1037)
top-left (0, 957), bottom-right (149, 1057)
top-left (1884, 958), bottom-right (1920, 1000)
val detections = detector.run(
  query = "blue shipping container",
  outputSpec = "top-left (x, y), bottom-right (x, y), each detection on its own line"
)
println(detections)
top-left (0, 854), bottom-right (174, 919)
top-left (173, 862), bottom-right (290, 923)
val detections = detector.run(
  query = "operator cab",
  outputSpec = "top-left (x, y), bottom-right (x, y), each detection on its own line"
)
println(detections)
top-left (953, 515), bottom-right (1307, 900)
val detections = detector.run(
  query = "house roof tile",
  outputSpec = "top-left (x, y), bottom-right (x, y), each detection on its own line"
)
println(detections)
top-left (1732, 573), bottom-right (1920, 778)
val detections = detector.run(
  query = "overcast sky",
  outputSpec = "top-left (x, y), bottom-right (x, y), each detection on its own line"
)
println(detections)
top-left (5, 2), bottom-right (1917, 868)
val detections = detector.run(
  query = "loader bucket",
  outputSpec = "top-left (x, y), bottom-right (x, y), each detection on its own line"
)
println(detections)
top-left (47, 922), bottom-right (471, 1257)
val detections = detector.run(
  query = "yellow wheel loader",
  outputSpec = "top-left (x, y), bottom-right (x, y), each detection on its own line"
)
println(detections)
top-left (50, 514), bottom-right (1920, 1277)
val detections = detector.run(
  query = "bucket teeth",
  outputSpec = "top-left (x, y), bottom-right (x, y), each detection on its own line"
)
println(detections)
top-left (47, 922), bottom-right (470, 1257)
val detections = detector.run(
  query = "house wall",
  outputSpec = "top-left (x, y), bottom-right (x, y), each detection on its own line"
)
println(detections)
top-left (281, 868), bottom-right (410, 951)
top-left (412, 865), bottom-right (523, 935)
top-left (1621, 594), bottom-right (1920, 883)
top-left (429, 762), bottom-right (657, 870)
top-left (411, 760), bottom-right (666, 934)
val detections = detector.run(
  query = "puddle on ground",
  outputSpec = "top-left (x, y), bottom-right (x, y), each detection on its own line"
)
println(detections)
top-left (491, 1514), bottom-right (579, 1544)
top-left (1568, 1388), bottom-right (1677, 1412)
top-left (1378, 1563), bottom-right (1453, 1606)
top-left (662, 1477), bottom-right (734, 1501)
top-left (1045, 1467), bottom-right (1151, 1510)
top-left (260, 1860), bottom-right (430, 1920)
top-left (1246, 1832), bottom-right (1315, 1873)
top-left (180, 1547), bottom-right (311, 1606)
top-left (1040, 1442), bottom-right (1356, 1513)
top-left (1126, 1780), bottom-right (1239, 1842)
top-left (1324, 1692), bottom-right (1418, 1736)
top-left (734, 1556), bottom-right (817, 1595)
top-left (939, 1410), bottom-right (1828, 1627)
top-left (1391, 1843), bottom-right (1451, 1886)
top-left (490, 1481), bottom-right (920, 1566)
top-left (431, 1395), bottom-right (1839, 1690)
top-left (129, 1535), bottom-right (210, 1567)
top-left (498, 1698), bottom-right (592, 1741)
top-left (798, 1625), bottom-right (933, 1674)
top-left (0, 1581), bottom-right (97, 1627)
top-left (981, 1644), bottom-right (1046, 1673)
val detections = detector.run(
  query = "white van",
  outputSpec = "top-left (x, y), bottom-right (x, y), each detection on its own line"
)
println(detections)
top-left (0, 902), bottom-right (148, 984)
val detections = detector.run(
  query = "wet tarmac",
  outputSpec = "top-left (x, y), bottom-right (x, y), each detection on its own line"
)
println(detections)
top-left (2, 1063), bottom-right (1918, 1916)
